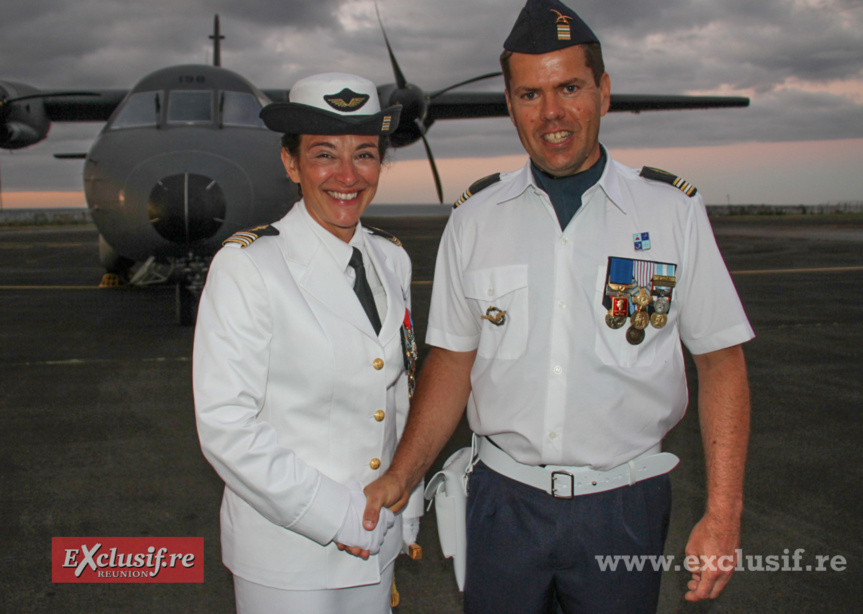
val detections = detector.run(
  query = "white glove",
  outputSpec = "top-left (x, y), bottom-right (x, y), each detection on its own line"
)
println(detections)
top-left (402, 516), bottom-right (420, 547)
top-left (334, 481), bottom-right (395, 555)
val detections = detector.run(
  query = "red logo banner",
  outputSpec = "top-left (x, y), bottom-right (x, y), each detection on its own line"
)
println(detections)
top-left (52, 537), bottom-right (204, 583)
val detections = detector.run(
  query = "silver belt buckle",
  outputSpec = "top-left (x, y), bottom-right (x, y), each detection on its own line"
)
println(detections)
top-left (551, 471), bottom-right (575, 498)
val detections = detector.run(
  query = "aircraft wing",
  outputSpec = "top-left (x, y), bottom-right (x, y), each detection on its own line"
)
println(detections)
top-left (43, 90), bottom-right (128, 121)
top-left (427, 91), bottom-right (749, 120)
top-left (608, 94), bottom-right (750, 112)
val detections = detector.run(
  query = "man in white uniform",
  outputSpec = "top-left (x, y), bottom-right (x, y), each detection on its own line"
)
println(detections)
top-left (363, 1), bottom-right (753, 612)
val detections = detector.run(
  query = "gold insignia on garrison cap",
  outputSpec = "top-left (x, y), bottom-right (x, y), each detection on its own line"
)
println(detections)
top-left (552, 9), bottom-right (572, 40)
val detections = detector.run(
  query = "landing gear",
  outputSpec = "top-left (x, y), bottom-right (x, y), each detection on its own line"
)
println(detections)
top-left (98, 234), bottom-right (134, 285)
top-left (176, 282), bottom-right (197, 327)
top-left (175, 255), bottom-right (208, 327)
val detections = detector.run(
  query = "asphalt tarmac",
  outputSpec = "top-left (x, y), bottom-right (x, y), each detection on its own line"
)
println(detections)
top-left (1, 214), bottom-right (861, 613)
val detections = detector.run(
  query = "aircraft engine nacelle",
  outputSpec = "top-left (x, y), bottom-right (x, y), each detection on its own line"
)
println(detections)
top-left (0, 81), bottom-right (51, 150)
top-left (377, 83), bottom-right (434, 148)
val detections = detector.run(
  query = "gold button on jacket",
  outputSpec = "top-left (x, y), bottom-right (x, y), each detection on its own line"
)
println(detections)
top-left (369, 458), bottom-right (381, 470)
top-left (374, 409), bottom-right (386, 422)
top-left (373, 358), bottom-right (384, 370)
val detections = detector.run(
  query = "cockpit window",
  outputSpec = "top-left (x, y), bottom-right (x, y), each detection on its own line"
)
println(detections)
top-left (168, 91), bottom-right (213, 124)
top-left (111, 91), bottom-right (162, 129)
top-left (221, 91), bottom-right (266, 128)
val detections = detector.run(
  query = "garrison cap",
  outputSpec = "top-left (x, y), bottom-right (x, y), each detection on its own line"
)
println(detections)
top-left (260, 72), bottom-right (401, 136)
top-left (504, 0), bottom-right (599, 54)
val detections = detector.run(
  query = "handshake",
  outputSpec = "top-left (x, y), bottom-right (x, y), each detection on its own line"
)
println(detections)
top-left (334, 480), bottom-right (419, 559)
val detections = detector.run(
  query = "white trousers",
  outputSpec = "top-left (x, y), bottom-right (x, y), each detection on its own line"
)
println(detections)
top-left (233, 565), bottom-right (394, 614)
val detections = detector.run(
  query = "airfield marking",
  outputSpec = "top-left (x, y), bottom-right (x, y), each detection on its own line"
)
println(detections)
top-left (2, 266), bottom-right (861, 291)
top-left (731, 265), bottom-right (863, 276)
top-left (0, 285), bottom-right (101, 290)
top-left (412, 266), bottom-right (863, 285)
top-left (12, 357), bottom-right (191, 367)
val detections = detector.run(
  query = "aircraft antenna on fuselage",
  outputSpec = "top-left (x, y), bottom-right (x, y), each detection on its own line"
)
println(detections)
top-left (209, 14), bottom-right (224, 67)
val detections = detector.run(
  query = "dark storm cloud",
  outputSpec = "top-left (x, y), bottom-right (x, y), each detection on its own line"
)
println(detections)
top-left (1, 0), bottom-right (861, 192)
top-left (211, 0), bottom-right (344, 28)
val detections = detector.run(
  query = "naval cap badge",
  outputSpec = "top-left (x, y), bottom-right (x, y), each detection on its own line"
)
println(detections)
top-left (324, 88), bottom-right (370, 113)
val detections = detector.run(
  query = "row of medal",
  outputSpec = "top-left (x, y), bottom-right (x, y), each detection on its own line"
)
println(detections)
top-left (401, 307), bottom-right (418, 398)
top-left (605, 275), bottom-right (675, 346)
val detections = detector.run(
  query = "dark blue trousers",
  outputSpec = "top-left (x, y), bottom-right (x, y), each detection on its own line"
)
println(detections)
top-left (463, 462), bottom-right (671, 614)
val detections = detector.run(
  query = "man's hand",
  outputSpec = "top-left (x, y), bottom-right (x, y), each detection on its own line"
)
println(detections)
top-left (687, 345), bottom-right (750, 601)
top-left (362, 474), bottom-right (410, 531)
top-left (684, 512), bottom-right (741, 601)
top-left (334, 481), bottom-right (394, 560)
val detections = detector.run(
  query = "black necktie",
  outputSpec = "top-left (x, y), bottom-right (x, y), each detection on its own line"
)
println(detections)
top-left (349, 247), bottom-right (382, 335)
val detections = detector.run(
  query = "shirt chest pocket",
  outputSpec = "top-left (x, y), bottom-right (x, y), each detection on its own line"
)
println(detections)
top-left (463, 265), bottom-right (528, 360)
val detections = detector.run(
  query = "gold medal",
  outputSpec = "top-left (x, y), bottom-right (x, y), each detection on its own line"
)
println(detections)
top-left (631, 309), bottom-right (649, 330)
top-left (605, 312), bottom-right (626, 329)
top-left (626, 326), bottom-right (645, 345)
top-left (632, 286), bottom-right (653, 308)
top-left (650, 312), bottom-right (668, 329)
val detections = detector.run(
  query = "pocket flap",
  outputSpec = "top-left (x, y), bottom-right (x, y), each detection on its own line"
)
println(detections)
top-left (463, 265), bottom-right (528, 301)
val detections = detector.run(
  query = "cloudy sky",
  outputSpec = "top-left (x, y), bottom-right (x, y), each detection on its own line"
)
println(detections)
top-left (1, 0), bottom-right (862, 206)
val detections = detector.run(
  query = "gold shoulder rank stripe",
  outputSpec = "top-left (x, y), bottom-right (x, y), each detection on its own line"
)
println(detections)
top-left (453, 173), bottom-right (502, 208)
top-left (640, 166), bottom-right (698, 197)
top-left (222, 224), bottom-right (279, 248)
top-left (366, 226), bottom-right (402, 247)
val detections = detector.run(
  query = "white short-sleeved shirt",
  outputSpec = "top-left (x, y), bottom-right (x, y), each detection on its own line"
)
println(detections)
top-left (426, 150), bottom-right (754, 470)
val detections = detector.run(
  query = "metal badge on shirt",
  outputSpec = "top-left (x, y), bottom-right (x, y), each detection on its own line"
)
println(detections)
top-left (603, 257), bottom-right (677, 345)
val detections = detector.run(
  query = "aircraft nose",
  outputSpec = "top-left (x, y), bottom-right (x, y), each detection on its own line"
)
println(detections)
top-left (147, 173), bottom-right (226, 245)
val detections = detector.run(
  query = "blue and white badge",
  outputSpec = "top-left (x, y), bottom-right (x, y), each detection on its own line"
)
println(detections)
top-left (633, 232), bottom-right (651, 251)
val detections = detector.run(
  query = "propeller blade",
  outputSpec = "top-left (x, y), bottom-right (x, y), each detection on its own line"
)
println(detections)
top-left (430, 72), bottom-right (503, 100)
top-left (416, 120), bottom-right (443, 204)
top-left (374, 0), bottom-right (407, 89)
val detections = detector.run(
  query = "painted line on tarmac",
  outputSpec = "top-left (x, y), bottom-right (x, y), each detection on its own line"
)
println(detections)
top-left (732, 265), bottom-right (863, 275)
top-left (0, 285), bottom-right (101, 290)
top-left (413, 266), bottom-right (863, 285)
top-left (4, 266), bottom-right (860, 290)
top-left (12, 357), bottom-right (191, 367)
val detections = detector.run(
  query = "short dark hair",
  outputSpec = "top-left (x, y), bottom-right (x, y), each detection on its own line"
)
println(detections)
top-left (500, 42), bottom-right (605, 92)
top-left (280, 133), bottom-right (390, 161)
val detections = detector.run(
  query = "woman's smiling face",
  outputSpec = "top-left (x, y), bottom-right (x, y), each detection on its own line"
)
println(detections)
top-left (282, 133), bottom-right (382, 242)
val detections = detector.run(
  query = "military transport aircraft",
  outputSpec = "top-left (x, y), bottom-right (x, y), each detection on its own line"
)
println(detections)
top-left (0, 12), bottom-right (748, 325)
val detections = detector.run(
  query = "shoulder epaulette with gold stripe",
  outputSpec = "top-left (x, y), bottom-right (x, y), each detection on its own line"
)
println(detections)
top-left (639, 167), bottom-right (697, 197)
top-left (366, 226), bottom-right (402, 247)
top-left (222, 224), bottom-right (279, 248)
top-left (453, 173), bottom-right (502, 209)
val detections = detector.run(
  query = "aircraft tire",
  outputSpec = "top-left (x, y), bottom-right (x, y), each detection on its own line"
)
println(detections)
top-left (176, 283), bottom-right (198, 327)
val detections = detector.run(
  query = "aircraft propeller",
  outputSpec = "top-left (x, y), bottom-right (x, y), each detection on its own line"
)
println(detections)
top-left (373, 2), bottom-right (501, 203)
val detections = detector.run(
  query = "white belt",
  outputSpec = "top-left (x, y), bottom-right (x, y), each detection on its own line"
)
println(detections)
top-left (476, 436), bottom-right (679, 498)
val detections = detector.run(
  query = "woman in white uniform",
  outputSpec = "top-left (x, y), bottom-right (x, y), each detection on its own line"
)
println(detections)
top-left (193, 73), bottom-right (422, 614)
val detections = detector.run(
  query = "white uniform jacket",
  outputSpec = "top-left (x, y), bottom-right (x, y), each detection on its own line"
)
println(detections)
top-left (193, 201), bottom-right (422, 590)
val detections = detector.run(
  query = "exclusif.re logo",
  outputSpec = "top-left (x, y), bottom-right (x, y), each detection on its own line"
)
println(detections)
top-left (52, 537), bottom-right (204, 583)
